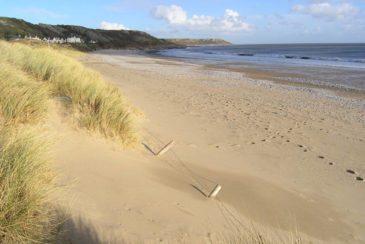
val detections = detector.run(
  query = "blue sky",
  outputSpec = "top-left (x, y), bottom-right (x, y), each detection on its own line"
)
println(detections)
top-left (0, 0), bottom-right (364, 44)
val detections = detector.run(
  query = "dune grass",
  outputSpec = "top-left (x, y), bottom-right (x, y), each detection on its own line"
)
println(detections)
top-left (0, 127), bottom-right (57, 243)
top-left (0, 62), bottom-right (49, 125)
top-left (0, 43), bottom-right (58, 243)
top-left (11, 39), bottom-right (84, 57)
top-left (0, 40), bottom-right (138, 146)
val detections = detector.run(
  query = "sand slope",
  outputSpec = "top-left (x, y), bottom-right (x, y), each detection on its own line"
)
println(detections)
top-left (53, 51), bottom-right (365, 243)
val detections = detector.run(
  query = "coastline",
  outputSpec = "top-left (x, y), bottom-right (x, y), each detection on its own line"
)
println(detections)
top-left (55, 49), bottom-right (365, 243)
top-left (153, 45), bottom-right (365, 95)
top-left (204, 63), bottom-right (365, 101)
top-left (146, 48), bottom-right (365, 102)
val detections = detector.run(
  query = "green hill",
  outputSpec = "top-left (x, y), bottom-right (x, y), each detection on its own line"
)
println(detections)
top-left (0, 17), bottom-right (172, 50)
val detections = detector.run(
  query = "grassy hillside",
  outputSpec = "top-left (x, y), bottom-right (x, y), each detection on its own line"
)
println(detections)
top-left (0, 17), bottom-right (172, 50)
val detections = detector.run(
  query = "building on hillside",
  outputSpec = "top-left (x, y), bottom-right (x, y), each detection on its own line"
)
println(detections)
top-left (21, 34), bottom-right (84, 44)
top-left (66, 36), bottom-right (83, 43)
top-left (24, 35), bottom-right (41, 41)
top-left (48, 37), bottom-right (66, 44)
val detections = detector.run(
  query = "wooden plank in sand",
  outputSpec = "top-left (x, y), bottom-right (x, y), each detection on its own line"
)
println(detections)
top-left (156, 140), bottom-right (175, 156)
top-left (208, 184), bottom-right (222, 198)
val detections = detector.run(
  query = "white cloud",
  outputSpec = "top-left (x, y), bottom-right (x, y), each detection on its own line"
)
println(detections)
top-left (152, 5), bottom-right (253, 32)
top-left (154, 5), bottom-right (187, 25)
top-left (293, 1), bottom-right (359, 21)
top-left (221, 9), bottom-right (252, 32)
top-left (99, 21), bottom-right (129, 30)
top-left (225, 9), bottom-right (240, 19)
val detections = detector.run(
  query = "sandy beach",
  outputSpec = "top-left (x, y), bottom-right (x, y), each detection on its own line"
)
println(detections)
top-left (53, 50), bottom-right (365, 243)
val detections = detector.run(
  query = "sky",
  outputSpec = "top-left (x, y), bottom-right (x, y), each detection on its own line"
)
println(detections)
top-left (0, 0), bottom-right (364, 44)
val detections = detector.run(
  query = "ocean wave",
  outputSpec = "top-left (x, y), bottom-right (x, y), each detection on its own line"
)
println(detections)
top-left (255, 54), bottom-right (365, 64)
top-left (199, 50), bottom-right (365, 64)
top-left (158, 47), bottom-right (365, 69)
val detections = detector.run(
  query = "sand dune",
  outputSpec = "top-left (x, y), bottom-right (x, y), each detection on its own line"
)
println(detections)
top-left (53, 50), bottom-right (365, 243)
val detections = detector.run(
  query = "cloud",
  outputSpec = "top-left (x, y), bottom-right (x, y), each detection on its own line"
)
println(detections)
top-left (292, 1), bottom-right (359, 21)
top-left (221, 9), bottom-right (252, 32)
top-left (99, 21), bottom-right (129, 30)
top-left (154, 5), bottom-right (187, 25)
top-left (152, 5), bottom-right (253, 32)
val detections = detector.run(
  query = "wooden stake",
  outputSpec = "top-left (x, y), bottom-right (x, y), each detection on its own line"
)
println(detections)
top-left (156, 140), bottom-right (175, 156)
top-left (208, 184), bottom-right (222, 198)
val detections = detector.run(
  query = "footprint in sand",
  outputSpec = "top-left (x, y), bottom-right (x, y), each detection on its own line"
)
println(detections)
top-left (318, 156), bottom-right (325, 159)
top-left (344, 169), bottom-right (364, 182)
top-left (298, 144), bottom-right (304, 148)
top-left (286, 139), bottom-right (290, 142)
top-left (346, 169), bottom-right (356, 175)
top-left (328, 162), bottom-right (334, 166)
top-left (355, 176), bottom-right (364, 182)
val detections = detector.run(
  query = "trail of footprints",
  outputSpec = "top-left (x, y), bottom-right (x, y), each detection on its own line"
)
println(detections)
top-left (202, 119), bottom-right (364, 184)
top-left (216, 134), bottom-right (364, 183)
top-left (246, 125), bottom-right (364, 184)
top-left (314, 153), bottom-right (364, 182)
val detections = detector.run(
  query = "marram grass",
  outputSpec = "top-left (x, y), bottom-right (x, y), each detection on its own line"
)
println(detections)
top-left (0, 127), bottom-right (57, 243)
top-left (0, 62), bottom-right (49, 125)
top-left (0, 41), bottom-right (138, 146)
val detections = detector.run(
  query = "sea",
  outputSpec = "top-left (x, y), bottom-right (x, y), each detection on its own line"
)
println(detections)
top-left (157, 44), bottom-right (365, 91)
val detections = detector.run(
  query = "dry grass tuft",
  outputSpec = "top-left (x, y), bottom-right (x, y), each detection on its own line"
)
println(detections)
top-left (0, 127), bottom-right (58, 243)
top-left (0, 62), bottom-right (48, 125)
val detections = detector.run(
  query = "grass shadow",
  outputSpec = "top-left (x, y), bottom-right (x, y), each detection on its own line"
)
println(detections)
top-left (56, 211), bottom-right (123, 244)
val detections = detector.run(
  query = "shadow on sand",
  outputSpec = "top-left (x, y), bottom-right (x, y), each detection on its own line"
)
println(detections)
top-left (57, 213), bottom-right (124, 244)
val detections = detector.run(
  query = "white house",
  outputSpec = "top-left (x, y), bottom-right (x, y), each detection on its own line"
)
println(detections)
top-left (66, 36), bottom-right (83, 43)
